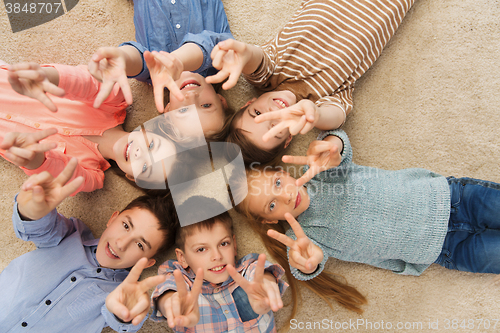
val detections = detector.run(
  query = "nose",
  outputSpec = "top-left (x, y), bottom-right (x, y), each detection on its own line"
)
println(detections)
top-left (115, 235), bottom-right (132, 252)
top-left (279, 188), bottom-right (292, 204)
top-left (134, 146), bottom-right (142, 159)
top-left (211, 248), bottom-right (223, 261)
top-left (183, 90), bottom-right (199, 101)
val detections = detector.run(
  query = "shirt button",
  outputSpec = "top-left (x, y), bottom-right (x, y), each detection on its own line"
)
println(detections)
top-left (97, 268), bottom-right (102, 273)
top-left (64, 130), bottom-right (70, 135)
top-left (224, 310), bottom-right (229, 314)
top-left (45, 300), bottom-right (51, 305)
top-left (175, 24), bottom-right (181, 29)
top-left (34, 123), bottom-right (40, 128)
top-left (6, 114), bottom-right (11, 119)
top-left (71, 276), bottom-right (76, 282)
top-left (214, 288), bottom-right (219, 293)
top-left (22, 322), bottom-right (28, 327)
top-left (171, 0), bottom-right (175, 3)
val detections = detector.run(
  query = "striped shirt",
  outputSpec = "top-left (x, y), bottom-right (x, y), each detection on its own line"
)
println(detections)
top-left (150, 253), bottom-right (287, 333)
top-left (244, 0), bottom-right (415, 115)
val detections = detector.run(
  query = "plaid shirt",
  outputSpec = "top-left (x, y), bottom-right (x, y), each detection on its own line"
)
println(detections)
top-left (150, 253), bottom-right (287, 332)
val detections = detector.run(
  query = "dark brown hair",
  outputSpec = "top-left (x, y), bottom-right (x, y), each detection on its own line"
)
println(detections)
top-left (121, 190), bottom-right (179, 255)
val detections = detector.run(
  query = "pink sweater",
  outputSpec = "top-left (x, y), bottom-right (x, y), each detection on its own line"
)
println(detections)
top-left (0, 64), bottom-right (128, 193)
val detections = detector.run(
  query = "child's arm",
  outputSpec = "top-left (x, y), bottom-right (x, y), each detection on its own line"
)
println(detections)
top-left (156, 268), bottom-right (203, 329)
top-left (227, 254), bottom-right (284, 315)
top-left (105, 258), bottom-right (167, 326)
top-left (206, 39), bottom-right (265, 90)
top-left (7, 62), bottom-right (65, 112)
top-left (268, 213), bottom-right (325, 277)
top-left (281, 136), bottom-right (343, 186)
top-left (88, 46), bottom-right (138, 108)
top-left (0, 129), bottom-right (58, 170)
top-left (254, 100), bottom-right (346, 141)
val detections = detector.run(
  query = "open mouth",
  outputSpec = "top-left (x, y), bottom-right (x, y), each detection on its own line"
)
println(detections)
top-left (294, 192), bottom-right (302, 209)
top-left (273, 98), bottom-right (288, 109)
top-left (124, 141), bottom-right (133, 161)
top-left (209, 265), bottom-right (226, 273)
top-left (106, 243), bottom-right (120, 259)
top-left (180, 80), bottom-right (201, 90)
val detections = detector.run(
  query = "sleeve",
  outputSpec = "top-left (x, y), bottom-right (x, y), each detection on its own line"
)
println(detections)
top-left (284, 229), bottom-right (328, 281)
top-left (20, 149), bottom-right (105, 194)
top-left (371, 259), bottom-right (429, 276)
top-left (45, 64), bottom-right (128, 113)
top-left (181, 31), bottom-right (234, 75)
top-left (149, 260), bottom-right (181, 322)
top-left (101, 304), bottom-right (147, 333)
top-left (242, 254), bottom-right (288, 297)
top-left (242, 46), bottom-right (276, 90)
top-left (315, 88), bottom-right (354, 118)
top-left (12, 196), bottom-right (77, 248)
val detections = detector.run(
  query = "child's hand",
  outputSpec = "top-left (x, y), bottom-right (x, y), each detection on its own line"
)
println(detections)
top-left (106, 258), bottom-right (167, 326)
top-left (17, 157), bottom-right (84, 220)
top-left (88, 47), bottom-right (133, 108)
top-left (255, 100), bottom-right (320, 142)
top-left (267, 213), bottom-right (324, 275)
top-left (227, 253), bottom-right (283, 314)
top-left (206, 39), bottom-right (253, 90)
top-left (161, 268), bottom-right (203, 328)
top-left (7, 63), bottom-right (65, 112)
top-left (282, 138), bottom-right (342, 187)
top-left (0, 129), bottom-right (58, 170)
top-left (144, 51), bottom-right (184, 113)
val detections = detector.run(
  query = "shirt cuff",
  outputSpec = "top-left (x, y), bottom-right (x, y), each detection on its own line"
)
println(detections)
top-left (119, 41), bottom-right (150, 83)
top-left (101, 303), bottom-right (147, 332)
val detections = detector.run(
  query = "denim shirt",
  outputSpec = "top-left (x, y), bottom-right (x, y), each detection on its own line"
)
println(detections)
top-left (120, 0), bottom-right (233, 82)
top-left (0, 196), bottom-right (144, 333)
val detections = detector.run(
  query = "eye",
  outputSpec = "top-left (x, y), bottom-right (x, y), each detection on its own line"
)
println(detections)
top-left (196, 247), bottom-right (206, 253)
top-left (122, 222), bottom-right (129, 230)
top-left (201, 103), bottom-right (211, 108)
top-left (137, 242), bottom-right (144, 251)
top-left (142, 163), bottom-right (147, 174)
top-left (148, 140), bottom-right (154, 150)
top-left (178, 107), bottom-right (188, 113)
top-left (254, 109), bottom-right (262, 116)
top-left (269, 201), bottom-right (276, 211)
top-left (221, 241), bottom-right (230, 247)
top-left (275, 178), bottom-right (281, 188)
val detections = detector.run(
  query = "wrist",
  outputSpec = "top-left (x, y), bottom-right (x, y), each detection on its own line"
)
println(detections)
top-left (17, 206), bottom-right (34, 221)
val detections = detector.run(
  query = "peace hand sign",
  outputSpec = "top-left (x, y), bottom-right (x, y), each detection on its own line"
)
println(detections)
top-left (267, 213), bottom-right (324, 274)
top-left (106, 257), bottom-right (167, 326)
top-left (227, 253), bottom-right (283, 314)
top-left (282, 138), bottom-right (342, 187)
top-left (162, 268), bottom-right (204, 328)
top-left (7, 62), bottom-right (65, 112)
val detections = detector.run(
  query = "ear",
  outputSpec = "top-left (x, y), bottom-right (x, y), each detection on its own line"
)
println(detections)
top-left (262, 219), bottom-right (279, 225)
top-left (144, 258), bottom-right (156, 268)
top-left (284, 134), bottom-right (293, 148)
top-left (164, 102), bottom-right (171, 112)
top-left (125, 174), bottom-right (135, 182)
top-left (175, 248), bottom-right (189, 269)
top-left (106, 211), bottom-right (120, 227)
top-left (218, 94), bottom-right (228, 110)
top-left (241, 97), bottom-right (257, 109)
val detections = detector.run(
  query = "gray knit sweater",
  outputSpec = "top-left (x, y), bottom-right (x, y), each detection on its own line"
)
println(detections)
top-left (289, 130), bottom-right (451, 280)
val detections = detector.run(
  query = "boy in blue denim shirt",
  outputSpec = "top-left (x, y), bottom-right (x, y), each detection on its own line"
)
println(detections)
top-left (88, 0), bottom-right (233, 138)
top-left (0, 159), bottom-right (178, 332)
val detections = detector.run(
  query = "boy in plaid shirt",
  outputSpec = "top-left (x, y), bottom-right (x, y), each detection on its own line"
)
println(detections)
top-left (150, 201), bottom-right (288, 332)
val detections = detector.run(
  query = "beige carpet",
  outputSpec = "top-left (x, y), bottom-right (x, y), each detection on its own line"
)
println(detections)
top-left (1, 0), bottom-right (500, 332)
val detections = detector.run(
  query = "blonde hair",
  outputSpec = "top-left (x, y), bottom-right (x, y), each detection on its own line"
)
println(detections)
top-left (234, 167), bottom-right (367, 317)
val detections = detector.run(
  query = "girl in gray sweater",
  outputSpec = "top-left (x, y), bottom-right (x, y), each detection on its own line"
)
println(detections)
top-left (235, 129), bottom-right (500, 311)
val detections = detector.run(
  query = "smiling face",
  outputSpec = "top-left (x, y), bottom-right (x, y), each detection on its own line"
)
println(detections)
top-left (236, 90), bottom-right (297, 151)
top-left (96, 207), bottom-right (164, 269)
top-left (113, 128), bottom-right (177, 185)
top-left (175, 222), bottom-right (237, 284)
top-left (246, 169), bottom-right (310, 222)
top-left (167, 72), bottom-right (226, 136)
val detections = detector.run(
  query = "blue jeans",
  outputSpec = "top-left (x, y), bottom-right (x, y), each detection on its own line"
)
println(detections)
top-left (434, 177), bottom-right (500, 273)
